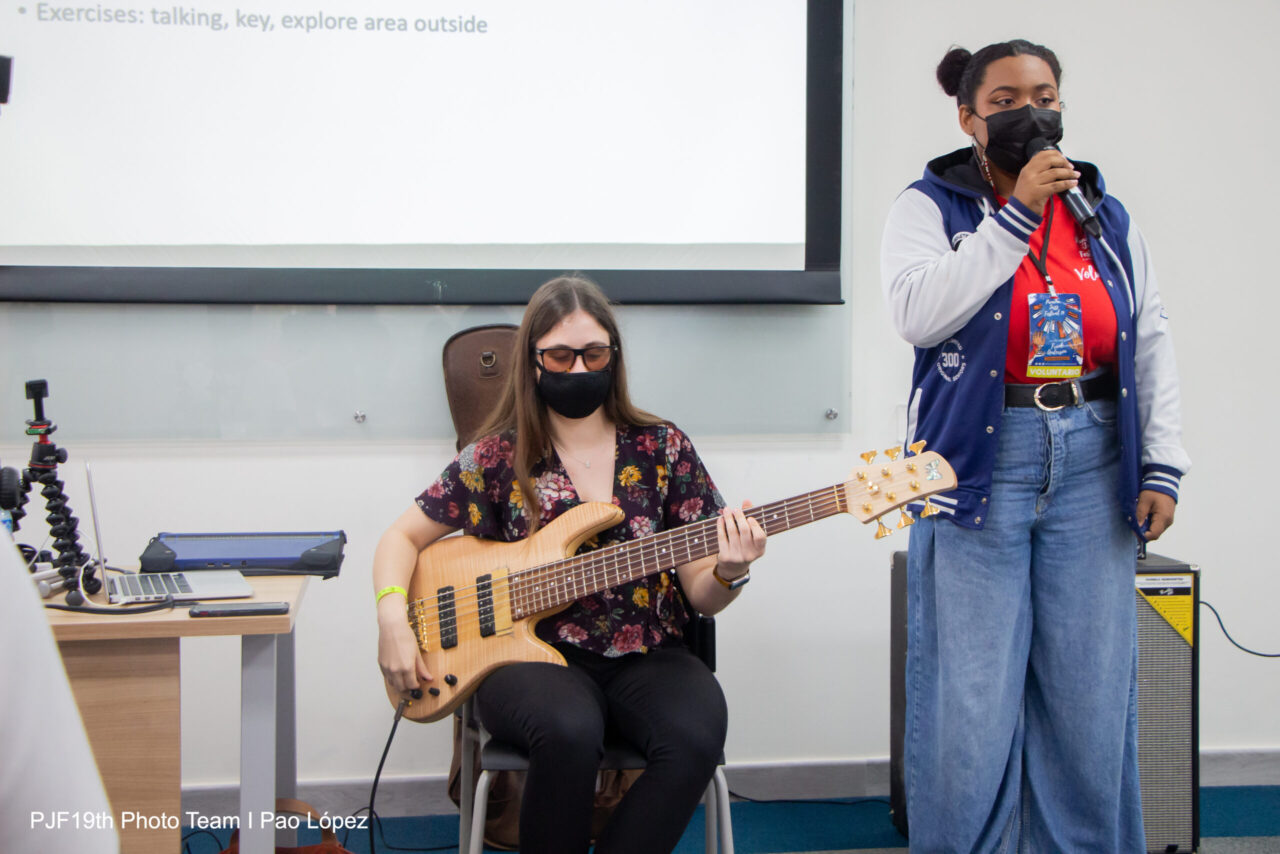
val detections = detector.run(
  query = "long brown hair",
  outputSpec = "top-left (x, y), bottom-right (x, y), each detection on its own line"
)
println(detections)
top-left (468, 274), bottom-right (662, 532)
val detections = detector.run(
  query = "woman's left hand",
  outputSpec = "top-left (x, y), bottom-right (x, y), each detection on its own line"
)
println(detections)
top-left (715, 501), bottom-right (767, 580)
top-left (1136, 489), bottom-right (1176, 540)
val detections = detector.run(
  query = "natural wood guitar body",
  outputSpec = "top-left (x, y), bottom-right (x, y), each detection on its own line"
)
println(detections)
top-left (393, 501), bottom-right (625, 722)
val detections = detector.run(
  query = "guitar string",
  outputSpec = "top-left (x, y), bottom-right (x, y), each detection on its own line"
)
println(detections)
top-left (405, 490), bottom-right (854, 639)
top-left (503, 486), bottom-right (846, 606)
top-left (404, 481), bottom-right (930, 639)
top-left (405, 491), bottom-right (847, 636)
top-left (406, 502), bottom-right (791, 632)
top-left (407, 509), bottom-right (835, 647)
top-left (407, 488), bottom-right (841, 617)
top-left (405, 477), bottom-right (935, 641)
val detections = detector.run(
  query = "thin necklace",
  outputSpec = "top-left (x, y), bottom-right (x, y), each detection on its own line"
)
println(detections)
top-left (552, 429), bottom-right (614, 470)
top-left (553, 441), bottom-right (595, 469)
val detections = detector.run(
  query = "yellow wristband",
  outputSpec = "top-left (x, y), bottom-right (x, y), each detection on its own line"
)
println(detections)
top-left (376, 585), bottom-right (408, 605)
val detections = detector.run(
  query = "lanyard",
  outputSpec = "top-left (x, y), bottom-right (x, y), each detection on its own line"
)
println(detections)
top-left (1024, 199), bottom-right (1057, 298)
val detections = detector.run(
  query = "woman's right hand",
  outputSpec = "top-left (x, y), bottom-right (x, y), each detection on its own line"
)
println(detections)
top-left (378, 609), bottom-right (433, 696)
top-left (1011, 148), bottom-right (1080, 214)
top-left (372, 507), bottom-right (457, 695)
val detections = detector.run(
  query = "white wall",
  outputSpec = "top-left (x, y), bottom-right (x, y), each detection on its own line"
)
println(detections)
top-left (3, 0), bottom-right (1277, 790)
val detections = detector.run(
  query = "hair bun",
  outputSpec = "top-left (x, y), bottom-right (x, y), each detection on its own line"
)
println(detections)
top-left (936, 46), bottom-right (971, 97)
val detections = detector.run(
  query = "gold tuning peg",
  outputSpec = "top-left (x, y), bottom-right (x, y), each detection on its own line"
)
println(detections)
top-left (875, 517), bottom-right (893, 539)
top-left (919, 499), bottom-right (941, 518)
top-left (860, 450), bottom-right (877, 465)
top-left (908, 440), bottom-right (927, 455)
top-left (897, 509), bottom-right (915, 529)
top-left (883, 447), bottom-right (901, 461)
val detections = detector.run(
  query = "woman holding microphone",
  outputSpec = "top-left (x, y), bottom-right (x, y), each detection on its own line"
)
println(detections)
top-left (881, 39), bottom-right (1189, 852)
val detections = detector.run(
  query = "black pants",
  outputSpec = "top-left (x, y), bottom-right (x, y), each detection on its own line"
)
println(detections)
top-left (474, 644), bottom-right (728, 854)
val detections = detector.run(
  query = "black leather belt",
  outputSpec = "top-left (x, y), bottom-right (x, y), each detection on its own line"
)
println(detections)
top-left (1005, 373), bottom-right (1117, 411)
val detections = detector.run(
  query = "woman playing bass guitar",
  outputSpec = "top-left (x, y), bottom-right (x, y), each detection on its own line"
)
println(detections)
top-left (373, 274), bottom-right (765, 854)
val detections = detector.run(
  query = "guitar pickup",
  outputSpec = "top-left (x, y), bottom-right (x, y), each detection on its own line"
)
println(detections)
top-left (477, 574), bottom-right (496, 638)
top-left (436, 585), bottom-right (458, 649)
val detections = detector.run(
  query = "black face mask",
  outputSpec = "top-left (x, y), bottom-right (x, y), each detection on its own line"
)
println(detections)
top-left (536, 368), bottom-right (612, 419)
top-left (975, 104), bottom-right (1063, 174)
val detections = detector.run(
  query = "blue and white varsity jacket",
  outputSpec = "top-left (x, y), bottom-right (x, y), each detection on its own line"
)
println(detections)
top-left (880, 148), bottom-right (1190, 536)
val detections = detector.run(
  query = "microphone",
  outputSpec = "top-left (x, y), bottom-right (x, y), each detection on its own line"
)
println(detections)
top-left (1027, 137), bottom-right (1102, 238)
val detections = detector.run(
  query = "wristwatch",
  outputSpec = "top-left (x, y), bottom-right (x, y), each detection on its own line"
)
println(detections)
top-left (712, 564), bottom-right (751, 590)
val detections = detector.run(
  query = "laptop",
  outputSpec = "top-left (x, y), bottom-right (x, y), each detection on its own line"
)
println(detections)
top-left (107, 568), bottom-right (253, 604)
top-left (84, 463), bottom-right (255, 605)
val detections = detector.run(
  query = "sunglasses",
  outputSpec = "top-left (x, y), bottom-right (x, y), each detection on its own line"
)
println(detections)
top-left (533, 345), bottom-right (617, 373)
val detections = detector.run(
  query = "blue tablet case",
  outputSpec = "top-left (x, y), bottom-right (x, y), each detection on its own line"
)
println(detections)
top-left (139, 531), bottom-right (345, 578)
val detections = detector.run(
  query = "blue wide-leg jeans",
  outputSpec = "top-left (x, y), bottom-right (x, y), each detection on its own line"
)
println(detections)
top-left (904, 398), bottom-right (1145, 853)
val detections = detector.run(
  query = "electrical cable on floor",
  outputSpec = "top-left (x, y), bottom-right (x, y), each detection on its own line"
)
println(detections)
top-left (1201, 600), bottom-right (1280, 658)
top-left (335, 805), bottom-right (457, 854)
top-left (354, 694), bottom-right (457, 853)
top-left (180, 828), bottom-right (224, 853)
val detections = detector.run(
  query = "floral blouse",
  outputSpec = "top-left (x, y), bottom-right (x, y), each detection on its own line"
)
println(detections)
top-left (415, 422), bottom-right (725, 657)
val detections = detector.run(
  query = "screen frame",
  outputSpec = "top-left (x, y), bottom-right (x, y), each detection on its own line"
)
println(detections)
top-left (0, 0), bottom-right (843, 306)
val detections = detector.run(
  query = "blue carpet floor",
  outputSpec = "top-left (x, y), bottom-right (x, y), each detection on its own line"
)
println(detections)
top-left (1199, 786), bottom-right (1280, 838)
top-left (180, 786), bottom-right (1280, 853)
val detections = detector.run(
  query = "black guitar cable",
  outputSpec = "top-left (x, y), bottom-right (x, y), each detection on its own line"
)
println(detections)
top-left (44, 596), bottom-right (176, 615)
top-left (1201, 600), bottom-right (1280, 657)
top-left (181, 828), bottom-right (225, 853)
top-left (178, 690), bottom-right (450, 854)
top-left (365, 696), bottom-right (410, 854)
top-left (354, 690), bottom-right (455, 853)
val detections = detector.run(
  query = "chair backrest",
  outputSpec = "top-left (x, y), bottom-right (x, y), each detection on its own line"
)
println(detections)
top-left (442, 324), bottom-right (518, 451)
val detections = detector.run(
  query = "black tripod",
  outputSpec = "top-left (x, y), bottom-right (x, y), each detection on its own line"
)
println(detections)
top-left (13, 380), bottom-right (100, 595)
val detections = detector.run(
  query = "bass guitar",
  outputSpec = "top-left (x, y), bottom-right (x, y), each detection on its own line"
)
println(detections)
top-left (390, 442), bottom-right (955, 722)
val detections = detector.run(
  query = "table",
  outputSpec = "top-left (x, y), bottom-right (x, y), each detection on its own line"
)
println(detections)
top-left (47, 575), bottom-right (309, 854)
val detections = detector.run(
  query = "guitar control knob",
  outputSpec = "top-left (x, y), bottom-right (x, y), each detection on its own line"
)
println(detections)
top-left (427, 687), bottom-right (441, 697)
top-left (444, 674), bottom-right (458, 686)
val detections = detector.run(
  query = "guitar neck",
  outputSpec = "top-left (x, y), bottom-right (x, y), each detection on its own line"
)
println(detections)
top-left (508, 484), bottom-right (849, 619)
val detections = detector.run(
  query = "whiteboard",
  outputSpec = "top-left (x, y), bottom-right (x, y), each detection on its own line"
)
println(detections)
top-left (0, 301), bottom-right (850, 440)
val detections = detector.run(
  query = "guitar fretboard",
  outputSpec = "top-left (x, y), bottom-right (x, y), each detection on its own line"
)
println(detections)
top-left (507, 484), bottom-right (848, 619)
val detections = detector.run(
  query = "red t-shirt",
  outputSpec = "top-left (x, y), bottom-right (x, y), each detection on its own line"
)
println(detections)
top-left (1001, 195), bottom-right (1117, 383)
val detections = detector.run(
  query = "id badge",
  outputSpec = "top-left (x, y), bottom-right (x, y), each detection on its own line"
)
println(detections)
top-left (1027, 292), bottom-right (1083, 378)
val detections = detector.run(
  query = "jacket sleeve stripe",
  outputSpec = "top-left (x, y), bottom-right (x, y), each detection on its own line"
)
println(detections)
top-left (1003, 198), bottom-right (1041, 229)
top-left (1143, 463), bottom-right (1184, 477)
top-left (995, 199), bottom-right (1041, 240)
top-left (1141, 467), bottom-right (1182, 501)
top-left (1140, 480), bottom-right (1180, 501)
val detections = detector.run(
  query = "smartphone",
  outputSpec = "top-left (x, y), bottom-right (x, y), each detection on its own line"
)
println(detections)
top-left (189, 601), bottom-right (290, 617)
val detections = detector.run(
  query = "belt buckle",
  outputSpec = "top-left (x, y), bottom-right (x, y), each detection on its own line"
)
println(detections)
top-left (1033, 380), bottom-right (1079, 412)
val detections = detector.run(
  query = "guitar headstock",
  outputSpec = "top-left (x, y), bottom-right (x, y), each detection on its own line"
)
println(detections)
top-left (840, 441), bottom-right (957, 538)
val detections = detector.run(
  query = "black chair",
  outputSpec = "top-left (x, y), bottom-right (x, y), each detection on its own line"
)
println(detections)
top-left (456, 616), bottom-right (735, 854)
